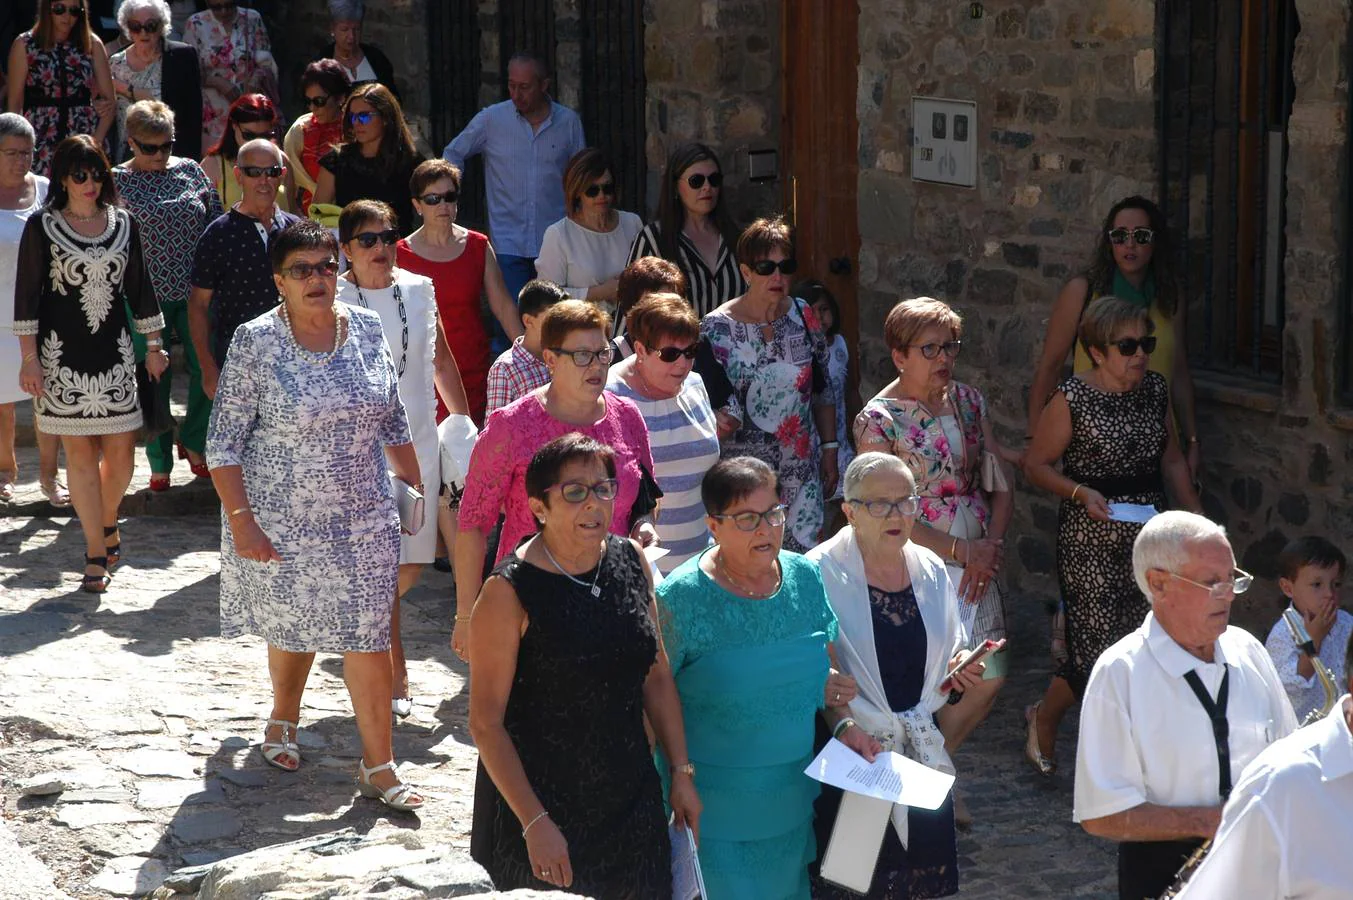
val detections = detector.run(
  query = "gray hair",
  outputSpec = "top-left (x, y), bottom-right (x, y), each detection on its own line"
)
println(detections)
top-left (117, 0), bottom-right (172, 34)
top-left (328, 0), bottom-right (365, 22)
top-left (1132, 511), bottom-right (1229, 602)
top-left (0, 113), bottom-right (36, 145)
top-left (843, 452), bottom-right (915, 501)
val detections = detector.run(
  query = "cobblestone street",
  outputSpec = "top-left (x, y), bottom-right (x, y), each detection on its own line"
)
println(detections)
top-left (1, 443), bottom-right (1117, 898)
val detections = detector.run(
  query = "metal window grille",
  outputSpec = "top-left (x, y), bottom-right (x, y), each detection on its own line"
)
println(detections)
top-left (579, 0), bottom-right (647, 215)
top-left (427, 0), bottom-right (488, 229)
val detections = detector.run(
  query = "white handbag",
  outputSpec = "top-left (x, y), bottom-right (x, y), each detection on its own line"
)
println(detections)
top-left (436, 413), bottom-right (479, 504)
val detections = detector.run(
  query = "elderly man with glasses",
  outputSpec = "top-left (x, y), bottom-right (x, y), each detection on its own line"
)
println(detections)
top-left (1073, 510), bottom-right (1298, 900)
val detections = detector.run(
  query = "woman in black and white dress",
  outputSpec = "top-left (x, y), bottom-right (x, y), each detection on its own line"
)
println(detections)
top-left (14, 135), bottom-right (167, 592)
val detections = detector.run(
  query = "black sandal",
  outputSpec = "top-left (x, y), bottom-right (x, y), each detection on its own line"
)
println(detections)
top-left (104, 525), bottom-right (121, 570)
top-left (82, 555), bottom-right (111, 594)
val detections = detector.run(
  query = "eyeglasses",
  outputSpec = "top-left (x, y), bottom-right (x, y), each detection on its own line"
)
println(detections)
top-left (348, 111), bottom-right (377, 126)
top-left (548, 479), bottom-right (619, 504)
top-left (126, 18), bottom-right (162, 34)
top-left (237, 126), bottom-right (276, 140)
top-left (239, 164), bottom-right (283, 179)
top-left (0, 148), bottom-right (34, 162)
top-left (50, 3), bottom-right (83, 17)
top-left (584, 181), bottom-right (616, 198)
top-left (685, 172), bottom-right (722, 190)
top-left (281, 259), bottom-right (340, 280)
top-left (1111, 335), bottom-right (1157, 357)
top-left (548, 346), bottom-right (615, 368)
top-left (132, 137), bottom-right (174, 156)
top-left (711, 504), bottom-right (787, 532)
top-left (69, 168), bottom-right (107, 184)
top-left (908, 340), bottom-right (962, 360)
top-left (1108, 227), bottom-right (1155, 246)
top-left (418, 190), bottom-right (458, 206)
top-left (350, 228), bottom-right (399, 249)
top-left (305, 94), bottom-right (331, 109)
top-left (750, 258), bottom-right (798, 277)
top-left (649, 344), bottom-right (700, 363)
top-left (1166, 568), bottom-right (1253, 601)
top-left (846, 495), bottom-right (922, 518)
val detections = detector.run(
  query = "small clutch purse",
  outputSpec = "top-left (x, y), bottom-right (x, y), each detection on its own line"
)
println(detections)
top-left (391, 476), bottom-right (425, 536)
top-left (979, 450), bottom-right (1009, 493)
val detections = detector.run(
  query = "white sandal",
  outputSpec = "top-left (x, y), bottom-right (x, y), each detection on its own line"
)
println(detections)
top-left (260, 718), bottom-right (301, 771)
top-left (357, 760), bottom-right (424, 812)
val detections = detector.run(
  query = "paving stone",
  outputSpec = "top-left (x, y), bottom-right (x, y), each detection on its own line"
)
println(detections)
top-left (212, 767), bottom-right (268, 788)
top-left (87, 855), bottom-right (171, 897)
top-left (78, 822), bottom-right (166, 858)
top-left (136, 778), bottom-right (226, 809)
top-left (170, 809), bottom-right (244, 843)
top-left (54, 802), bottom-right (152, 830)
top-left (116, 749), bottom-right (202, 779)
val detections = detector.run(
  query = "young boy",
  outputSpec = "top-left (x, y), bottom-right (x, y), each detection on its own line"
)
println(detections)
top-left (1264, 536), bottom-right (1352, 721)
top-left (484, 280), bottom-right (568, 414)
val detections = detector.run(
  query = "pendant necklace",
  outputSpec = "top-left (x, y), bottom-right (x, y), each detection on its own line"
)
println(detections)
top-left (541, 540), bottom-right (604, 598)
top-left (353, 278), bottom-right (408, 377)
top-left (718, 548), bottom-right (781, 599)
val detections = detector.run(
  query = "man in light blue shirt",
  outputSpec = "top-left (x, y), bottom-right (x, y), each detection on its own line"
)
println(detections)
top-left (443, 52), bottom-right (586, 352)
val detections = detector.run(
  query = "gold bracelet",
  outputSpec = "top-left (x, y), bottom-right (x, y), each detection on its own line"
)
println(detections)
top-left (1070, 484), bottom-right (1084, 503)
top-left (22, 352), bottom-right (37, 363)
top-left (227, 506), bottom-right (250, 518)
top-left (950, 537), bottom-right (959, 561)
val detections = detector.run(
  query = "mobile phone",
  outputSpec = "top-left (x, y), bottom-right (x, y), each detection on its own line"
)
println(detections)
top-left (940, 638), bottom-right (1006, 692)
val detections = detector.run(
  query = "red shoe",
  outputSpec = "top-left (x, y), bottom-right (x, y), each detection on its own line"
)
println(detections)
top-left (190, 460), bottom-right (211, 479)
top-left (149, 473), bottom-right (171, 492)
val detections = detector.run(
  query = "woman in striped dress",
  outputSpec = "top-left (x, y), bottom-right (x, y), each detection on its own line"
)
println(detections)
top-left (606, 293), bottom-right (721, 574)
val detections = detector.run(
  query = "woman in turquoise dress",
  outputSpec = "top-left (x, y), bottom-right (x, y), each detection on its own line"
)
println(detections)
top-left (657, 456), bottom-right (881, 899)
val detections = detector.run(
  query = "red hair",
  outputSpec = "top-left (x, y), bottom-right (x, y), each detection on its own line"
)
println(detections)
top-left (207, 94), bottom-right (279, 161)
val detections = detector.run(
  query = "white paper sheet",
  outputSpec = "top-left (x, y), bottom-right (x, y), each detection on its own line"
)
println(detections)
top-left (804, 738), bottom-right (955, 810)
top-left (670, 821), bottom-right (706, 900)
top-left (1108, 502), bottom-right (1159, 524)
top-left (644, 545), bottom-right (671, 563)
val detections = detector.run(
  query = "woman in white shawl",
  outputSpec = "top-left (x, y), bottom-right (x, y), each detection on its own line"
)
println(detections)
top-left (806, 452), bottom-right (984, 899)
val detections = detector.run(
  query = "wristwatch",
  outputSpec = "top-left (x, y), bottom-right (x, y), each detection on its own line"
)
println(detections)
top-left (671, 762), bottom-right (696, 778)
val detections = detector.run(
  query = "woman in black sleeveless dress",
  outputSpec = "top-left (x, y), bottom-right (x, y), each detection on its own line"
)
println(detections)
top-left (467, 434), bottom-right (701, 898)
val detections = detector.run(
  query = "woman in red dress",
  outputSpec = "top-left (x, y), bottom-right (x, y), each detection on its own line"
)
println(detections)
top-left (396, 159), bottom-right (522, 425)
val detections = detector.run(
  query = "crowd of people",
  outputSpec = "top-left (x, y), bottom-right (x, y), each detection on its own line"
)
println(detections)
top-left (2, 3), bottom-right (1351, 899)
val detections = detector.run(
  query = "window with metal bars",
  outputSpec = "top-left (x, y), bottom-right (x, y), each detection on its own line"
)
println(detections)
top-left (579, 0), bottom-right (646, 216)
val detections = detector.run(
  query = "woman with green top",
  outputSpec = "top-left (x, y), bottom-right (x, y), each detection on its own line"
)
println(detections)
top-left (1027, 196), bottom-right (1199, 477)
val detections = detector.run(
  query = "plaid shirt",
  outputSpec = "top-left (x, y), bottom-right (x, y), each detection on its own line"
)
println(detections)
top-left (485, 337), bottom-right (551, 414)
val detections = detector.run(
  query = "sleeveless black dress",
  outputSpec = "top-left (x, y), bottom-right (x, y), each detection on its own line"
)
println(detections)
top-left (470, 534), bottom-right (670, 899)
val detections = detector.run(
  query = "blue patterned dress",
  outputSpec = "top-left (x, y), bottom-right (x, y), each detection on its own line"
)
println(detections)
top-left (205, 305), bottom-right (411, 653)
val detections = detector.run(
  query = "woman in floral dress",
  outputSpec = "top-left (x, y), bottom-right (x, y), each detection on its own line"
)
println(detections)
top-left (701, 217), bottom-right (837, 552)
top-left (5, 0), bottom-right (116, 175)
top-left (183, 0), bottom-right (277, 152)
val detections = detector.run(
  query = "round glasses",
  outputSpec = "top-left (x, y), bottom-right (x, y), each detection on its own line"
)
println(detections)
top-left (711, 505), bottom-right (787, 532)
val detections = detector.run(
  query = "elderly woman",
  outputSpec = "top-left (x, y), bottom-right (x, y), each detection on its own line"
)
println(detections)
top-left (318, 0), bottom-right (397, 95)
top-left (854, 298), bottom-right (1014, 777)
top-left (0, 112), bottom-right (66, 506)
top-left (183, 0), bottom-right (277, 151)
top-left (6, 0), bottom-right (116, 175)
top-left (702, 216), bottom-right (836, 553)
top-left (1029, 196), bottom-right (1199, 476)
top-left (1022, 296), bottom-right (1202, 775)
top-left (398, 158), bottom-right (522, 424)
top-left (808, 453), bottom-right (987, 899)
top-left (282, 59), bottom-right (350, 216)
top-left (658, 456), bottom-right (878, 899)
top-left (108, 0), bottom-right (202, 162)
top-left (469, 433), bottom-right (699, 894)
top-left (205, 220), bottom-right (424, 810)
top-left (200, 92), bottom-right (292, 211)
top-left (536, 148), bottom-right (643, 307)
top-left (453, 300), bottom-right (655, 659)
top-left (335, 198), bottom-right (470, 717)
top-left (628, 141), bottom-right (744, 318)
top-left (313, 83), bottom-right (422, 238)
top-left (15, 136), bottom-right (167, 590)
top-left (113, 100), bottom-right (221, 490)
top-left (606, 293), bottom-right (721, 574)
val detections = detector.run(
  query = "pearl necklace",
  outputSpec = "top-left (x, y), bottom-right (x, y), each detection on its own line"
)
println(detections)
top-left (718, 548), bottom-right (781, 599)
top-left (279, 302), bottom-right (344, 365)
top-left (541, 539), bottom-right (604, 598)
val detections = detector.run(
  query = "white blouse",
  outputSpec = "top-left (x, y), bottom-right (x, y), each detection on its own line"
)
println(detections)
top-left (535, 210), bottom-right (643, 299)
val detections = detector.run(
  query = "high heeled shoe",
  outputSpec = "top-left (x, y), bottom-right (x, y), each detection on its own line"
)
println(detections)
top-left (260, 719), bottom-right (301, 771)
top-left (392, 697), bottom-right (413, 719)
top-left (356, 760), bottom-right (424, 812)
top-left (1024, 703), bottom-right (1057, 776)
top-left (104, 525), bottom-right (122, 571)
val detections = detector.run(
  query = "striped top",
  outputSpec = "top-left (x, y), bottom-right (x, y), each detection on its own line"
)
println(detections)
top-left (626, 221), bottom-right (746, 324)
top-left (606, 369), bottom-right (722, 574)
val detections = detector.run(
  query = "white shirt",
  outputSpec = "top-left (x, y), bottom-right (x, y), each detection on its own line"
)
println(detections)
top-left (1176, 696), bottom-right (1353, 900)
top-left (535, 211), bottom-right (644, 299)
top-left (1074, 612), bottom-right (1299, 822)
top-left (1264, 606), bottom-right (1353, 722)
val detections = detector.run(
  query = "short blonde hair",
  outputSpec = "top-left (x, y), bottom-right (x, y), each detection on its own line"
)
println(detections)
top-left (125, 100), bottom-right (174, 140)
top-left (539, 300), bottom-right (612, 352)
top-left (1078, 296), bottom-right (1153, 365)
top-left (628, 292), bottom-right (699, 349)
top-left (883, 297), bottom-right (962, 354)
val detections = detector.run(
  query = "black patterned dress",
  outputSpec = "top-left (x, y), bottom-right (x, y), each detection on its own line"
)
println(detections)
top-left (1055, 371), bottom-right (1169, 697)
top-left (18, 32), bottom-right (102, 176)
top-left (470, 534), bottom-right (670, 899)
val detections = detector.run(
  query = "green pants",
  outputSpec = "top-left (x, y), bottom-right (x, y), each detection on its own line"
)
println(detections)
top-left (130, 301), bottom-right (212, 474)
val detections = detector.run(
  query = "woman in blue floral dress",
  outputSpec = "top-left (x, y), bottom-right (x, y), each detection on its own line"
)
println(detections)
top-left (701, 218), bottom-right (836, 552)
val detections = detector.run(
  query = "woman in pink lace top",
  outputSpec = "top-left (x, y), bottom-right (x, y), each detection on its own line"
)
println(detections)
top-left (453, 300), bottom-right (656, 660)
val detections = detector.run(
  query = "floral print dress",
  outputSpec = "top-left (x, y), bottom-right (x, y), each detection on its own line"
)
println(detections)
top-left (702, 297), bottom-right (832, 552)
top-left (183, 8), bottom-right (276, 151)
top-left (18, 32), bottom-right (101, 176)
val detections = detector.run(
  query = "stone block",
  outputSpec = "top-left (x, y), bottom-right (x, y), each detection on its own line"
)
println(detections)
top-left (933, 36), bottom-right (968, 75)
top-left (968, 268), bottom-right (1018, 305)
top-left (1093, 97), bottom-right (1154, 130)
top-left (1029, 218), bottom-right (1065, 237)
top-left (136, 778), bottom-right (226, 810)
top-left (1028, 7), bottom-right (1058, 40)
top-left (991, 130), bottom-right (1035, 149)
top-left (55, 802), bottom-right (151, 830)
top-left (1243, 530), bottom-right (1291, 580)
top-left (1016, 534), bottom-right (1055, 574)
top-left (88, 856), bottom-right (170, 898)
top-left (171, 809), bottom-right (244, 844)
top-left (116, 749), bottom-right (201, 779)
top-left (1007, 54), bottom-right (1035, 76)
top-left (994, 7), bottom-right (1025, 39)
top-left (1309, 443), bottom-right (1332, 484)
top-left (858, 170), bottom-right (915, 244)
top-left (1042, 56), bottom-right (1074, 88)
top-left (1230, 476), bottom-right (1265, 513)
top-left (395, 859), bottom-right (495, 896)
top-left (1277, 492), bottom-right (1310, 526)
top-left (1001, 243), bottom-right (1040, 269)
top-left (1023, 92), bottom-right (1061, 124)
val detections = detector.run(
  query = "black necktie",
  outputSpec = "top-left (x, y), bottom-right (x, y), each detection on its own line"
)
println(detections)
top-left (1182, 667), bottom-right (1232, 801)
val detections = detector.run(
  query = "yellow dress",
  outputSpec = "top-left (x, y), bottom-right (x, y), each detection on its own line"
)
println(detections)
top-left (1073, 288), bottom-right (1175, 384)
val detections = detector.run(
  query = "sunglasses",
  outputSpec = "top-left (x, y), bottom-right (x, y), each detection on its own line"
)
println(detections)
top-left (548, 479), bottom-right (619, 504)
top-left (126, 18), bottom-right (162, 34)
top-left (418, 190), bottom-right (458, 206)
top-left (1108, 227), bottom-right (1155, 246)
top-left (304, 94), bottom-right (331, 109)
top-left (132, 137), bottom-right (173, 156)
top-left (238, 126), bottom-right (276, 140)
top-left (847, 496), bottom-right (922, 519)
top-left (685, 172), bottom-right (722, 190)
top-left (348, 111), bottom-right (377, 126)
top-left (50, 3), bottom-right (83, 16)
top-left (69, 168), bottom-right (107, 184)
top-left (281, 259), bottom-right (340, 280)
top-left (648, 344), bottom-right (700, 363)
top-left (350, 228), bottom-right (399, 249)
top-left (584, 181), bottom-right (616, 198)
top-left (711, 504), bottom-right (787, 532)
top-left (909, 340), bottom-right (962, 360)
top-left (1111, 335), bottom-right (1157, 356)
top-left (549, 346), bottom-right (615, 368)
top-left (750, 258), bottom-right (798, 277)
top-left (239, 164), bottom-right (283, 179)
